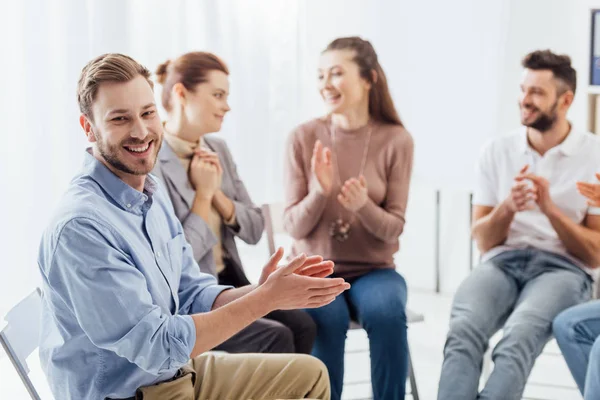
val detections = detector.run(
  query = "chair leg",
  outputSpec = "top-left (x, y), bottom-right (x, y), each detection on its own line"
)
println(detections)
top-left (408, 347), bottom-right (419, 400)
top-left (0, 338), bottom-right (41, 400)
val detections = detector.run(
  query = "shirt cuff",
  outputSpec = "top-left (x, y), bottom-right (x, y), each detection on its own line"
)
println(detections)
top-left (472, 194), bottom-right (497, 207)
top-left (588, 206), bottom-right (600, 216)
top-left (191, 284), bottom-right (234, 314)
top-left (171, 314), bottom-right (197, 367)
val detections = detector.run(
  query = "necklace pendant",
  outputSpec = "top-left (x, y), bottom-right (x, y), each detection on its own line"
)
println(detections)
top-left (329, 218), bottom-right (351, 242)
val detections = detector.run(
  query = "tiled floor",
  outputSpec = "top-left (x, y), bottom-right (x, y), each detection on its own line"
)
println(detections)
top-left (0, 290), bottom-right (582, 399)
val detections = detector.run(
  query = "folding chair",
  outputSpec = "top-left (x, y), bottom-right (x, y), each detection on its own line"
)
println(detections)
top-left (0, 288), bottom-right (43, 400)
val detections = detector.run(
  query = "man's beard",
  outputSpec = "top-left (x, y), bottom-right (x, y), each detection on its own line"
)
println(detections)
top-left (95, 132), bottom-right (162, 176)
top-left (521, 101), bottom-right (558, 132)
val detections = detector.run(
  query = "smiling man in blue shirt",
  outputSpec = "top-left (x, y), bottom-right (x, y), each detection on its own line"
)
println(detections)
top-left (38, 53), bottom-right (349, 400)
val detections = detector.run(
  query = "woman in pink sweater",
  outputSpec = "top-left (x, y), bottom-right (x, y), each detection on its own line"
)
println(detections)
top-left (284, 37), bottom-right (414, 400)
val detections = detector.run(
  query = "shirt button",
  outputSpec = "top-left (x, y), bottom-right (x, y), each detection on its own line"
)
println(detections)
top-left (126, 203), bottom-right (132, 208)
top-left (156, 252), bottom-right (161, 258)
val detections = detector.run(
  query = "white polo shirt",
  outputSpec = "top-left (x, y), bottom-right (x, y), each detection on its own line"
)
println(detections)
top-left (473, 127), bottom-right (600, 272)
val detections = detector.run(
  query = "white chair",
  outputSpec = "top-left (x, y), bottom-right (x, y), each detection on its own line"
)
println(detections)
top-left (262, 203), bottom-right (423, 400)
top-left (0, 288), bottom-right (43, 400)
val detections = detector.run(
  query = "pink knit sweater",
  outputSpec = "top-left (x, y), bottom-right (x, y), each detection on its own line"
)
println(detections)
top-left (283, 117), bottom-right (414, 279)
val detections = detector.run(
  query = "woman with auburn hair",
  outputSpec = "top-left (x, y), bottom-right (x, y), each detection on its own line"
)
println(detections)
top-left (152, 51), bottom-right (316, 355)
top-left (283, 37), bottom-right (414, 400)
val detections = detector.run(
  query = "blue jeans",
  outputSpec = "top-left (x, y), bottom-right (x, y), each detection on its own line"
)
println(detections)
top-left (438, 249), bottom-right (592, 400)
top-left (553, 300), bottom-right (600, 399)
top-left (305, 268), bottom-right (408, 400)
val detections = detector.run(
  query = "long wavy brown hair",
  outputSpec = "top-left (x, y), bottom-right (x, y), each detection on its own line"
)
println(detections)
top-left (325, 37), bottom-right (403, 126)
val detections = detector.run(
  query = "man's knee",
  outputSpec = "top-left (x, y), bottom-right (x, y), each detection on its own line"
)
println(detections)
top-left (295, 354), bottom-right (329, 381)
top-left (445, 316), bottom-right (489, 356)
top-left (493, 322), bottom-right (549, 368)
top-left (281, 355), bottom-right (330, 400)
top-left (553, 308), bottom-right (576, 343)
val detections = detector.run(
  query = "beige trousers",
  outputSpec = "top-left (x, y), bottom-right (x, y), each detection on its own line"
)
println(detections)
top-left (135, 352), bottom-right (330, 400)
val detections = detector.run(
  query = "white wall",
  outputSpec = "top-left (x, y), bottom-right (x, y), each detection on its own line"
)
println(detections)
top-left (497, 0), bottom-right (598, 135)
top-left (436, 0), bottom-right (600, 293)
top-left (0, 0), bottom-right (595, 319)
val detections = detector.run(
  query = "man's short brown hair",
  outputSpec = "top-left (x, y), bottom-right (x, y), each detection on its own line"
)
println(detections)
top-left (77, 53), bottom-right (153, 119)
top-left (522, 50), bottom-right (577, 95)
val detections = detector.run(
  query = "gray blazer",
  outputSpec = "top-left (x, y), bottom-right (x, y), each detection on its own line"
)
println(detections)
top-left (152, 136), bottom-right (264, 286)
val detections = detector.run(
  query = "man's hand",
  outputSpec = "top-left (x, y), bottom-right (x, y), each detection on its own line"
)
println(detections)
top-left (258, 248), bottom-right (335, 286)
top-left (502, 165), bottom-right (536, 213)
top-left (338, 175), bottom-right (369, 212)
top-left (577, 173), bottom-right (600, 207)
top-left (516, 172), bottom-right (558, 216)
top-left (258, 252), bottom-right (350, 310)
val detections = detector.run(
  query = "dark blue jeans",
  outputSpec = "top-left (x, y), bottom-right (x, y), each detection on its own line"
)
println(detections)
top-left (305, 268), bottom-right (408, 400)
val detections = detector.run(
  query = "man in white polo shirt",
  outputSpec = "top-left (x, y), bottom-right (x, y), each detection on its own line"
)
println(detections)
top-left (437, 50), bottom-right (600, 400)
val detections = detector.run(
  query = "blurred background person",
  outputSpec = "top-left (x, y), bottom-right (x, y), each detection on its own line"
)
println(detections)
top-left (283, 37), bottom-right (414, 400)
top-left (153, 51), bottom-right (317, 355)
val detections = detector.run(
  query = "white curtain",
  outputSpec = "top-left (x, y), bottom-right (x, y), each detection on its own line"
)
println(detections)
top-left (0, 0), bottom-right (515, 318)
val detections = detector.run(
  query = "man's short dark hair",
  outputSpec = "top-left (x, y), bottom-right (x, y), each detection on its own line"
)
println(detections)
top-left (522, 50), bottom-right (577, 95)
top-left (77, 53), bottom-right (153, 119)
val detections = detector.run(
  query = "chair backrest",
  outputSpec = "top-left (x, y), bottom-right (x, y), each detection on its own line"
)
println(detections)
top-left (262, 203), bottom-right (286, 256)
top-left (0, 288), bottom-right (43, 400)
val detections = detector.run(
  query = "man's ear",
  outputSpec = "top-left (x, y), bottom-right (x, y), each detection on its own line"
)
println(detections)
top-left (561, 90), bottom-right (574, 109)
top-left (80, 114), bottom-right (97, 143)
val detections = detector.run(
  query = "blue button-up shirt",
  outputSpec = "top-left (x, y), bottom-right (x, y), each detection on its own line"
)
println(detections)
top-left (38, 151), bottom-right (231, 400)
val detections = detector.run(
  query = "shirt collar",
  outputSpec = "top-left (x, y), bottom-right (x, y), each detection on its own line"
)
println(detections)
top-left (555, 127), bottom-right (582, 156)
top-left (518, 125), bottom-right (583, 157)
top-left (82, 149), bottom-right (156, 213)
top-left (163, 132), bottom-right (199, 159)
top-left (158, 135), bottom-right (213, 162)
